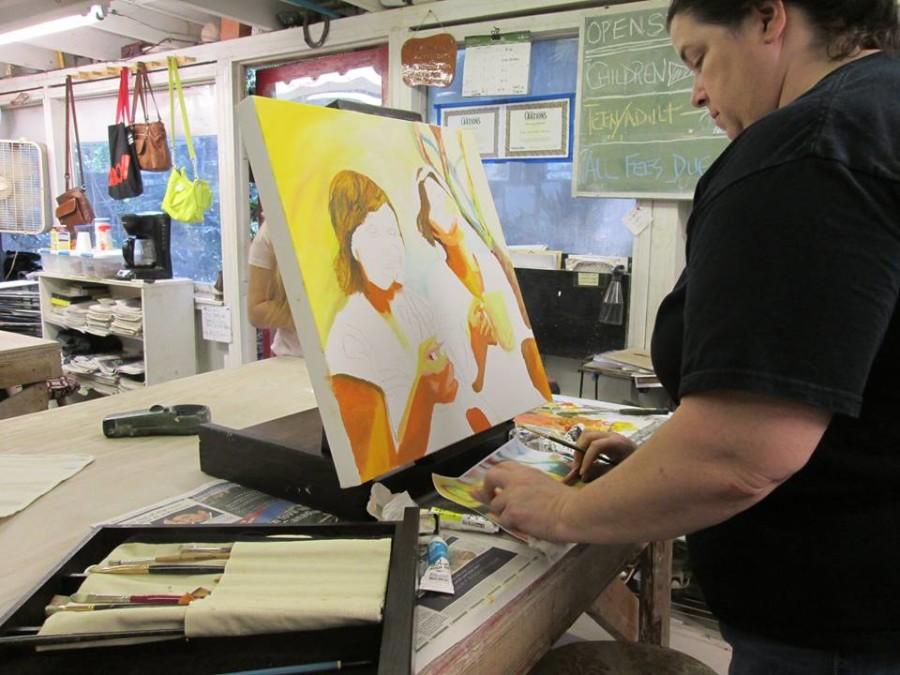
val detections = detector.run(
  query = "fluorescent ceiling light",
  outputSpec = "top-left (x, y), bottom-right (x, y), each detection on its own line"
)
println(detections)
top-left (0, 4), bottom-right (105, 47)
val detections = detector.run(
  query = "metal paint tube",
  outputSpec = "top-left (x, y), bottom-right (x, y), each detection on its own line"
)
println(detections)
top-left (429, 507), bottom-right (499, 534)
top-left (419, 536), bottom-right (454, 595)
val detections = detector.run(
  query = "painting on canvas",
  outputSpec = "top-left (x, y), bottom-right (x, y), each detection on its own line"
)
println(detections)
top-left (239, 96), bottom-right (552, 487)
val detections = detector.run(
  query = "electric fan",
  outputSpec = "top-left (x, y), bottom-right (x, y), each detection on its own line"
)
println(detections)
top-left (0, 139), bottom-right (51, 235)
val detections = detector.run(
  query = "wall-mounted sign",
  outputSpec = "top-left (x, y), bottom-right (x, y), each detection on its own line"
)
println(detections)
top-left (401, 33), bottom-right (458, 88)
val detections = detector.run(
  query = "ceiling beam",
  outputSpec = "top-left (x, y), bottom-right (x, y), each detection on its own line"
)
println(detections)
top-left (0, 43), bottom-right (58, 71)
top-left (129, 0), bottom-right (220, 27)
top-left (25, 26), bottom-right (130, 61)
top-left (100, 1), bottom-right (202, 45)
top-left (177, 0), bottom-right (284, 31)
top-left (339, 0), bottom-right (384, 11)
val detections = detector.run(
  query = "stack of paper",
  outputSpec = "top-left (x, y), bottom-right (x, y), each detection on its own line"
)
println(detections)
top-left (110, 298), bottom-right (143, 337)
top-left (507, 245), bottom-right (563, 270)
top-left (63, 353), bottom-right (146, 395)
top-left (0, 280), bottom-right (41, 337)
top-left (591, 349), bottom-right (659, 387)
top-left (61, 304), bottom-right (90, 329)
top-left (564, 255), bottom-right (630, 273)
top-left (85, 299), bottom-right (115, 336)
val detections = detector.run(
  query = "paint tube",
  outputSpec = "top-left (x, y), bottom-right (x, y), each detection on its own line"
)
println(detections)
top-left (419, 536), bottom-right (454, 595)
top-left (429, 507), bottom-right (499, 534)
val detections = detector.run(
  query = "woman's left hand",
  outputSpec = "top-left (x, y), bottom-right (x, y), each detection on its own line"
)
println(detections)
top-left (474, 463), bottom-right (576, 542)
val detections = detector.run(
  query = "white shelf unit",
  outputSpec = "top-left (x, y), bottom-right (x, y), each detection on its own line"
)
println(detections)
top-left (38, 273), bottom-right (197, 388)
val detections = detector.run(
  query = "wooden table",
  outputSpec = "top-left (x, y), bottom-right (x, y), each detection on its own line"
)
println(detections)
top-left (0, 329), bottom-right (62, 420)
top-left (0, 357), bottom-right (669, 673)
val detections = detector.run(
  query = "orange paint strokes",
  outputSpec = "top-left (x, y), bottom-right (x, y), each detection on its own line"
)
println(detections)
top-left (397, 349), bottom-right (458, 465)
top-left (469, 309), bottom-right (493, 393)
top-left (442, 240), bottom-right (485, 299)
top-left (362, 279), bottom-right (402, 315)
top-left (466, 407), bottom-right (491, 433)
top-left (521, 337), bottom-right (553, 401)
top-left (331, 373), bottom-right (395, 481)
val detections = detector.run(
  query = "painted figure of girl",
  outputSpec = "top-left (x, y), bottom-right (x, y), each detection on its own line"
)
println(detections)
top-left (325, 169), bottom-right (459, 481)
top-left (415, 165), bottom-right (552, 403)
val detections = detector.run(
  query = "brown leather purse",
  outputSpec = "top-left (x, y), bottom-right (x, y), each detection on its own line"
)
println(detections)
top-left (55, 76), bottom-right (95, 227)
top-left (130, 62), bottom-right (171, 172)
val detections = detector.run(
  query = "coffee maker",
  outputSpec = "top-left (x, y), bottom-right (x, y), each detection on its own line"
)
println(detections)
top-left (117, 212), bottom-right (173, 281)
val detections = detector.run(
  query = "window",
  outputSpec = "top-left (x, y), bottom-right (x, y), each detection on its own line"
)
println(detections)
top-left (3, 83), bottom-right (221, 282)
top-left (252, 46), bottom-right (388, 105)
top-left (428, 38), bottom-right (635, 257)
top-left (71, 83), bottom-right (221, 282)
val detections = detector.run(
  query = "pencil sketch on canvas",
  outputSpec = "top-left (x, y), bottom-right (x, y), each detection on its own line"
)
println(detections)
top-left (239, 97), bottom-right (551, 487)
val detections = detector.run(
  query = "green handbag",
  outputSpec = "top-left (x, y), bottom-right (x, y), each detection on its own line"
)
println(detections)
top-left (162, 57), bottom-right (212, 223)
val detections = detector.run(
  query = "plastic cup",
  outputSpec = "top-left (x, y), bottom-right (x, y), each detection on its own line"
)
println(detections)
top-left (75, 231), bottom-right (93, 252)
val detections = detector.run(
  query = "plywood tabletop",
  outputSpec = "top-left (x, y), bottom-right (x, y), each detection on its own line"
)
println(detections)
top-left (0, 356), bottom-right (316, 616)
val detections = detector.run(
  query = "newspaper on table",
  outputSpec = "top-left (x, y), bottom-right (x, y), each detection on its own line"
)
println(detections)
top-left (101, 479), bottom-right (339, 526)
top-left (414, 528), bottom-right (560, 672)
top-left (432, 396), bottom-right (666, 543)
top-left (417, 396), bottom-right (667, 672)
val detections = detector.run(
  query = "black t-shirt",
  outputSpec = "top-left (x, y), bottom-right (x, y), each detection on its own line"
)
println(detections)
top-left (651, 52), bottom-right (900, 651)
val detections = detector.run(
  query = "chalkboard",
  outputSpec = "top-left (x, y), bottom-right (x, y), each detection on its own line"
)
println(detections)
top-left (573, 4), bottom-right (729, 199)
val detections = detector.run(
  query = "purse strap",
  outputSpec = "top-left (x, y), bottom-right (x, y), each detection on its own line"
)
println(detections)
top-left (131, 63), bottom-right (163, 123)
top-left (168, 56), bottom-right (198, 177)
top-left (131, 64), bottom-right (147, 123)
top-left (64, 75), bottom-right (86, 191)
top-left (116, 67), bottom-right (131, 126)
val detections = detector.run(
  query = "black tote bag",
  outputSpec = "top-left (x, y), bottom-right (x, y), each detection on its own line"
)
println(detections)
top-left (108, 67), bottom-right (143, 199)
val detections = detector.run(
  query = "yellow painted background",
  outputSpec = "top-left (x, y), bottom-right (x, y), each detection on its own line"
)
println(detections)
top-left (252, 97), bottom-right (507, 345)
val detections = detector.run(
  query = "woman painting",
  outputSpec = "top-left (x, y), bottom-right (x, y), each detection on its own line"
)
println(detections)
top-left (478, 2), bottom-right (900, 672)
top-left (325, 169), bottom-right (459, 481)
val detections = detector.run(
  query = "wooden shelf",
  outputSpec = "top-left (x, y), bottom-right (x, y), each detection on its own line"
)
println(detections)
top-left (39, 274), bottom-right (197, 389)
top-left (43, 317), bottom-right (144, 342)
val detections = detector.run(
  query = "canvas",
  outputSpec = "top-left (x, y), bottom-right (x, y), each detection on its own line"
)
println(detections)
top-left (238, 96), bottom-right (552, 487)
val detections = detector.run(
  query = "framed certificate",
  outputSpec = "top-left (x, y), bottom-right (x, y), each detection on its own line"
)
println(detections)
top-left (505, 98), bottom-right (570, 159)
top-left (435, 95), bottom-right (573, 163)
top-left (442, 106), bottom-right (500, 157)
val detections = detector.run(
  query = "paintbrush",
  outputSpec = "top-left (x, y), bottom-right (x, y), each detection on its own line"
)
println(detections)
top-left (90, 563), bottom-right (225, 575)
top-left (46, 602), bottom-right (180, 615)
top-left (106, 551), bottom-right (231, 565)
top-left (519, 425), bottom-right (618, 466)
top-left (71, 588), bottom-right (211, 605)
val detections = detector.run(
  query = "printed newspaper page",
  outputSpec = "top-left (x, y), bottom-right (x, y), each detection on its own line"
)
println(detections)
top-left (418, 396), bottom-right (666, 670)
top-left (414, 529), bottom-right (559, 672)
top-left (101, 479), bottom-right (339, 526)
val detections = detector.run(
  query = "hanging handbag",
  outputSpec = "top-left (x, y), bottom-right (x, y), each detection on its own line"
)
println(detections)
top-left (55, 76), bottom-right (95, 227)
top-left (107, 67), bottom-right (143, 199)
top-left (130, 62), bottom-right (171, 172)
top-left (162, 56), bottom-right (212, 223)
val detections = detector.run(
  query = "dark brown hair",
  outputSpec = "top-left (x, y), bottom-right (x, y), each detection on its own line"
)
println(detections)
top-left (329, 169), bottom-right (395, 295)
top-left (415, 167), bottom-right (446, 247)
top-left (667, 0), bottom-right (900, 58)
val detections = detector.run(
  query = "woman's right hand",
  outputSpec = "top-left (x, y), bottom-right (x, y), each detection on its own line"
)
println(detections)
top-left (416, 337), bottom-right (458, 403)
top-left (563, 430), bottom-right (637, 485)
